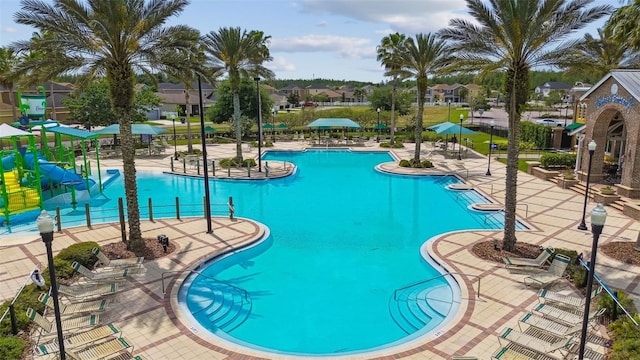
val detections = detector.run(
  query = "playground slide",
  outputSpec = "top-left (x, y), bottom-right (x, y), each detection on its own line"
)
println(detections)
top-left (38, 162), bottom-right (96, 191)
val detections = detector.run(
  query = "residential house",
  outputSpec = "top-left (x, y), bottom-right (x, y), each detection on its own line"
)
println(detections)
top-left (408, 86), bottom-right (435, 104)
top-left (534, 81), bottom-right (572, 98)
top-left (155, 82), bottom-right (215, 117)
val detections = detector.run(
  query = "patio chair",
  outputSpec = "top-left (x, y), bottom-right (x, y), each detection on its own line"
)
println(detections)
top-left (72, 261), bottom-right (143, 282)
top-left (503, 247), bottom-right (554, 269)
top-left (532, 303), bottom-right (605, 326)
top-left (537, 286), bottom-right (603, 310)
top-left (92, 248), bottom-right (144, 268)
top-left (66, 336), bottom-right (133, 360)
top-left (498, 327), bottom-right (575, 357)
top-left (517, 312), bottom-right (583, 338)
top-left (35, 323), bottom-right (121, 356)
top-left (492, 343), bottom-right (551, 360)
top-left (57, 282), bottom-right (121, 300)
top-left (26, 308), bottom-right (100, 335)
top-left (523, 254), bottom-right (570, 288)
top-left (38, 292), bottom-right (109, 316)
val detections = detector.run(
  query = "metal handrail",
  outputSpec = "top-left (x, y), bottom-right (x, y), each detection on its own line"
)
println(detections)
top-left (517, 203), bottom-right (529, 218)
top-left (161, 270), bottom-right (249, 302)
top-left (484, 209), bottom-right (505, 224)
top-left (393, 272), bottom-right (481, 301)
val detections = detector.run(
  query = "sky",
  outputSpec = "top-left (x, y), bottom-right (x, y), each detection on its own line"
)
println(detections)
top-left (0, 0), bottom-right (618, 84)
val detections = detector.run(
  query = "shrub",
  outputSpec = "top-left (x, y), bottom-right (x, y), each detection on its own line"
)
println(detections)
top-left (420, 159), bottom-right (434, 168)
top-left (599, 290), bottom-right (636, 321)
top-left (540, 153), bottom-right (577, 169)
top-left (551, 249), bottom-right (585, 287)
top-left (219, 158), bottom-right (237, 168)
top-left (608, 313), bottom-right (640, 360)
top-left (0, 337), bottom-right (26, 360)
top-left (399, 159), bottom-right (411, 167)
top-left (398, 159), bottom-right (433, 168)
top-left (242, 158), bottom-right (257, 167)
top-left (0, 284), bottom-right (45, 336)
top-left (57, 242), bottom-right (100, 270)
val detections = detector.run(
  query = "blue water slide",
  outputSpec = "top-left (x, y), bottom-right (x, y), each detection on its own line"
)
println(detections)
top-left (23, 153), bottom-right (95, 190)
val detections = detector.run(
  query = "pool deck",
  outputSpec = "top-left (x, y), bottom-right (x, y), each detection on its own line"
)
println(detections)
top-left (2, 141), bottom-right (640, 360)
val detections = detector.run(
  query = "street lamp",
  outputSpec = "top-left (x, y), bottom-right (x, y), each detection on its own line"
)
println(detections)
top-left (486, 120), bottom-right (495, 176)
top-left (447, 100), bottom-right (451, 121)
top-left (376, 107), bottom-right (381, 142)
top-left (578, 203), bottom-right (607, 360)
top-left (272, 108), bottom-right (277, 142)
top-left (254, 77), bottom-right (263, 172)
top-left (578, 140), bottom-right (597, 230)
top-left (36, 210), bottom-right (66, 360)
top-left (457, 113), bottom-right (464, 160)
top-left (172, 117), bottom-right (178, 160)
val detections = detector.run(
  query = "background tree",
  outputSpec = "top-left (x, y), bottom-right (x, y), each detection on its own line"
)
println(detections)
top-left (401, 33), bottom-right (449, 163)
top-left (206, 79), bottom-right (274, 127)
top-left (0, 47), bottom-right (20, 121)
top-left (458, 87), bottom-right (469, 103)
top-left (544, 90), bottom-right (564, 108)
top-left (287, 93), bottom-right (300, 107)
top-left (12, 0), bottom-right (200, 250)
top-left (353, 88), bottom-right (366, 102)
top-left (377, 32), bottom-right (409, 145)
top-left (441, 0), bottom-right (611, 251)
top-left (606, 0), bottom-right (640, 52)
top-left (367, 86), bottom-right (413, 115)
top-left (202, 27), bottom-right (274, 162)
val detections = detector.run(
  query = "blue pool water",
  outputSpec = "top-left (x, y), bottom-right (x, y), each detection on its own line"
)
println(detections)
top-left (177, 150), bottom-right (512, 356)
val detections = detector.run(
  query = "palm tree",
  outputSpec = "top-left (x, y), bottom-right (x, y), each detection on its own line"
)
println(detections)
top-left (12, 0), bottom-right (199, 251)
top-left (567, 27), bottom-right (640, 78)
top-left (202, 27), bottom-right (273, 162)
top-left (441, 0), bottom-right (611, 251)
top-left (0, 47), bottom-right (20, 121)
top-left (377, 32), bottom-right (409, 146)
top-left (401, 33), bottom-right (449, 163)
top-left (606, 0), bottom-right (640, 51)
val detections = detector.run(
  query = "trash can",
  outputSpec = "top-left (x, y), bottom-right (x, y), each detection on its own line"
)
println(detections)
top-left (180, 117), bottom-right (186, 124)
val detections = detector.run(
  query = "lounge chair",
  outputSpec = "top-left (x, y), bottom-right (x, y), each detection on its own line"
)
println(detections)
top-left (537, 286), bottom-right (603, 309)
top-left (27, 308), bottom-right (100, 335)
top-left (532, 303), bottom-right (605, 326)
top-left (66, 336), bottom-right (133, 360)
top-left (498, 327), bottom-right (574, 357)
top-left (492, 344), bottom-right (550, 360)
top-left (35, 323), bottom-right (121, 356)
top-left (57, 282), bottom-right (121, 300)
top-left (72, 261), bottom-right (143, 282)
top-left (518, 312), bottom-right (583, 338)
top-left (523, 254), bottom-right (570, 288)
top-left (92, 248), bottom-right (144, 268)
top-left (38, 293), bottom-right (109, 316)
top-left (503, 247), bottom-right (554, 269)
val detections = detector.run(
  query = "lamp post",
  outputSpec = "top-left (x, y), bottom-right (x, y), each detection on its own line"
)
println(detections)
top-left (578, 140), bottom-right (596, 230)
top-left (457, 113), bottom-right (464, 160)
top-left (254, 77), bottom-right (263, 172)
top-left (37, 210), bottom-right (66, 360)
top-left (447, 100), bottom-right (451, 121)
top-left (272, 108), bottom-right (277, 142)
top-left (376, 108), bottom-right (381, 142)
top-left (486, 120), bottom-right (495, 176)
top-left (564, 105), bottom-right (569, 127)
top-left (172, 117), bottom-right (178, 160)
top-left (578, 203), bottom-right (607, 360)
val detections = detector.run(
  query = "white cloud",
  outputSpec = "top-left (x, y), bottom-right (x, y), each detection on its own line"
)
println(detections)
top-left (269, 56), bottom-right (296, 72)
top-left (2, 26), bottom-right (18, 33)
top-left (299, 0), bottom-right (468, 33)
top-left (375, 28), bottom-right (395, 35)
top-left (316, 20), bottom-right (328, 27)
top-left (271, 34), bottom-right (376, 59)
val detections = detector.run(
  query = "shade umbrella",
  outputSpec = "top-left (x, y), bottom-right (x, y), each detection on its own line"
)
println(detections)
top-left (204, 126), bottom-right (216, 133)
top-left (373, 123), bottom-right (388, 129)
top-left (0, 123), bottom-right (33, 138)
top-left (306, 118), bottom-right (361, 128)
top-left (430, 122), bottom-right (477, 153)
top-left (277, 123), bottom-right (288, 129)
top-left (262, 123), bottom-right (274, 129)
top-left (93, 124), bottom-right (167, 135)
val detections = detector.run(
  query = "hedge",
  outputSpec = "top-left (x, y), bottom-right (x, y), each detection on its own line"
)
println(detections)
top-left (520, 122), bottom-right (552, 149)
top-left (540, 153), bottom-right (577, 169)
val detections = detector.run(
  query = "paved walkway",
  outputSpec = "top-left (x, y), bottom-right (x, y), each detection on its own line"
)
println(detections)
top-left (1, 140), bottom-right (639, 360)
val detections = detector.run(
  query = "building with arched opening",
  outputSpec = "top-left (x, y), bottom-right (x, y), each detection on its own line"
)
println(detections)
top-left (577, 70), bottom-right (640, 199)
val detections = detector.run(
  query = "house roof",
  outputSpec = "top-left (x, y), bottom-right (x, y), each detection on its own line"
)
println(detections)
top-left (282, 84), bottom-right (304, 90)
top-left (540, 81), bottom-right (571, 90)
top-left (580, 69), bottom-right (640, 103)
top-left (307, 84), bottom-right (330, 90)
top-left (155, 91), bottom-right (215, 105)
top-left (158, 82), bottom-right (214, 91)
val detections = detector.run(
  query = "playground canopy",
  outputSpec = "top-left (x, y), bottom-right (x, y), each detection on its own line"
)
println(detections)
top-left (94, 124), bottom-right (167, 135)
top-left (307, 118), bottom-right (361, 128)
top-left (0, 124), bottom-right (33, 138)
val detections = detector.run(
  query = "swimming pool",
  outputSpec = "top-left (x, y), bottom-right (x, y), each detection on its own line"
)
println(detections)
top-left (178, 150), bottom-right (508, 356)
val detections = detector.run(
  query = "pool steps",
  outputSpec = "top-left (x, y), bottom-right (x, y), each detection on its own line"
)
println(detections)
top-left (188, 281), bottom-right (252, 332)
top-left (390, 283), bottom-right (451, 334)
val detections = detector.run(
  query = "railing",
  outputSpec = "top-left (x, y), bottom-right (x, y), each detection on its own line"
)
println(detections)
top-left (393, 272), bottom-right (482, 301)
top-left (161, 270), bottom-right (249, 302)
top-left (484, 209), bottom-right (505, 225)
top-left (0, 264), bottom-right (42, 335)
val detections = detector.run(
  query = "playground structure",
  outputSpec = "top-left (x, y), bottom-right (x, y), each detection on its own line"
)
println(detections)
top-left (1, 121), bottom-right (105, 227)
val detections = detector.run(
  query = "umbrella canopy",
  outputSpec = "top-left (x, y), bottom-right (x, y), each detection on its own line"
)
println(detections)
top-left (262, 123), bottom-right (274, 129)
top-left (204, 126), bottom-right (216, 133)
top-left (94, 124), bottom-right (167, 135)
top-left (277, 123), bottom-right (288, 129)
top-left (428, 122), bottom-right (477, 135)
top-left (0, 124), bottom-right (33, 138)
top-left (373, 123), bottom-right (388, 129)
top-left (307, 118), bottom-right (361, 128)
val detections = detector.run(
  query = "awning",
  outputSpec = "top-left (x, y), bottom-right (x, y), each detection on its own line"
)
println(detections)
top-left (45, 126), bottom-right (98, 139)
top-left (307, 118), bottom-right (361, 128)
top-left (567, 123), bottom-right (586, 136)
top-left (565, 122), bottom-right (584, 131)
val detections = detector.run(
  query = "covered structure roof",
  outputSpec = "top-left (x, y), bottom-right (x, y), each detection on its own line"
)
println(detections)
top-left (306, 118), bottom-right (361, 128)
top-left (580, 69), bottom-right (640, 102)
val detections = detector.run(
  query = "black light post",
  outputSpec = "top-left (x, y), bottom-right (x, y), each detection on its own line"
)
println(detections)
top-left (447, 100), bottom-right (451, 121)
top-left (578, 203), bottom-right (607, 360)
top-left (376, 107), bottom-right (381, 142)
top-left (172, 117), bottom-right (178, 160)
top-left (254, 77), bottom-right (263, 172)
top-left (457, 113), bottom-right (464, 160)
top-left (197, 75), bottom-right (212, 234)
top-left (486, 120), bottom-right (495, 176)
top-left (37, 210), bottom-right (65, 360)
top-left (272, 108), bottom-right (276, 142)
top-left (564, 105), bottom-right (569, 127)
top-left (578, 140), bottom-right (597, 230)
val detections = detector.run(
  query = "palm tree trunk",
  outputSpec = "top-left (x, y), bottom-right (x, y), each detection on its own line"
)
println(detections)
top-left (414, 79), bottom-right (427, 163)
top-left (185, 90), bottom-right (193, 153)
top-left (50, 82), bottom-right (57, 120)
top-left (233, 90), bottom-right (243, 162)
top-left (107, 63), bottom-right (142, 250)
top-left (9, 84), bottom-right (17, 121)
top-left (390, 78), bottom-right (397, 146)
top-left (502, 65), bottom-right (528, 251)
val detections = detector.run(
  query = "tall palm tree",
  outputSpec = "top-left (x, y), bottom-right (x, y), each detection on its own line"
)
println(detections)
top-left (401, 33), bottom-right (449, 163)
top-left (606, 0), bottom-right (640, 51)
top-left (12, 0), bottom-right (199, 250)
top-left (377, 32), bottom-right (409, 146)
top-left (441, 0), bottom-right (611, 251)
top-left (567, 27), bottom-right (640, 78)
top-left (202, 27), bottom-right (273, 162)
top-left (0, 47), bottom-right (20, 121)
